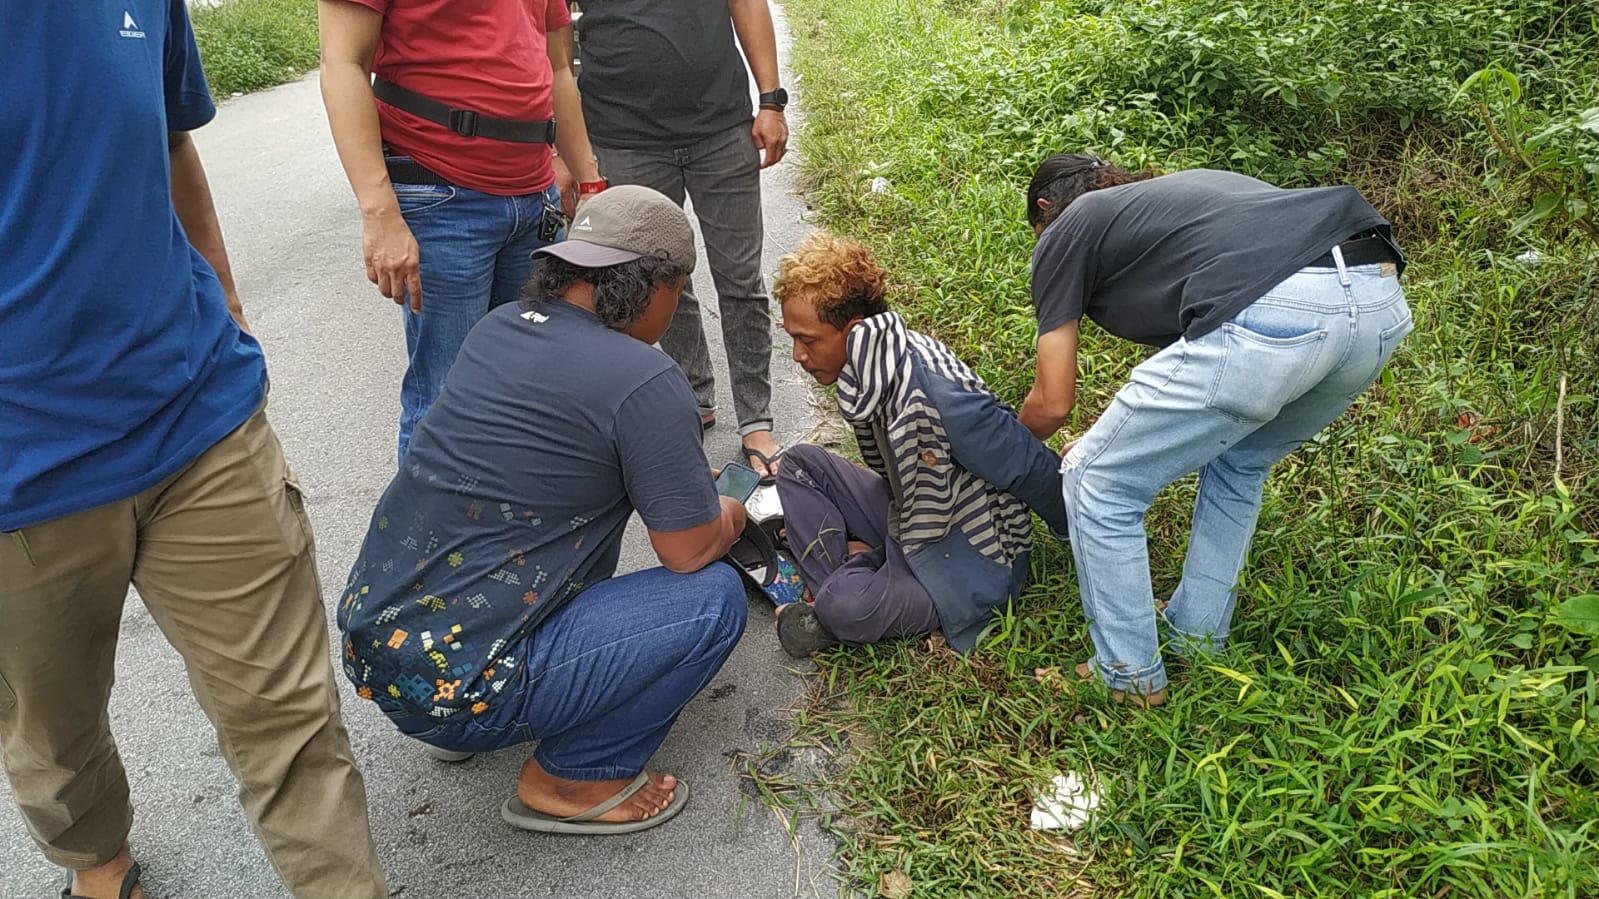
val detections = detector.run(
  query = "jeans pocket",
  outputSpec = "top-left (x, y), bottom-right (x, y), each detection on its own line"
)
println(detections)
top-left (1348, 305), bottom-right (1414, 400)
top-left (1205, 320), bottom-right (1328, 423)
top-left (393, 183), bottom-right (456, 216)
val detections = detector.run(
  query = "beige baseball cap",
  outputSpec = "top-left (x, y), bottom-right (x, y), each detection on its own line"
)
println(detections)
top-left (534, 184), bottom-right (697, 273)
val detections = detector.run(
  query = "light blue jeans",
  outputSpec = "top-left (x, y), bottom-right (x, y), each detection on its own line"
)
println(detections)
top-left (393, 164), bottom-right (564, 461)
top-left (1062, 256), bottom-right (1413, 694)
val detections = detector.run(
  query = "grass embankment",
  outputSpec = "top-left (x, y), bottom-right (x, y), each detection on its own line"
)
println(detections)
top-left (192, 0), bottom-right (319, 98)
top-left (765, 1), bottom-right (1599, 896)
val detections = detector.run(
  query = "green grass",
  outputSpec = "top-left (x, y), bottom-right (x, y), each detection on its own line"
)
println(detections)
top-left (192, 0), bottom-right (319, 98)
top-left (758, 0), bottom-right (1599, 895)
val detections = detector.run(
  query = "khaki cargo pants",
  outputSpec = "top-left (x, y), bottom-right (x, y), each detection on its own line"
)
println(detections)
top-left (0, 409), bottom-right (387, 898)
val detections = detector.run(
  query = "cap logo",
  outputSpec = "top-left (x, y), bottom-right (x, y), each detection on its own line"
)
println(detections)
top-left (574, 216), bottom-right (593, 232)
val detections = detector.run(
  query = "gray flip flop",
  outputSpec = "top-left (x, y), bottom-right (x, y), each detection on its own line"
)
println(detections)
top-left (500, 773), bottom-right (690, 835)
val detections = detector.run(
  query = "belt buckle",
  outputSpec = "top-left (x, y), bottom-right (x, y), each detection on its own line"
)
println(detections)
top-left (448, 108), bottom-right (479, 137)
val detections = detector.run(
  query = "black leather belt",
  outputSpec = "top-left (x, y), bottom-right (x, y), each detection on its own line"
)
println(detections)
top-left (373, 77), bottom-right (557, 143)
top-left (1309, 232), bottom-right (1400, 269)
top-left (385, 158), bottom-right (453, 188)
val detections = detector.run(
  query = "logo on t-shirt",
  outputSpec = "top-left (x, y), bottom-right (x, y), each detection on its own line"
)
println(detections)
top-left (120, 11), bottom-right (146, 38)
top-left (520, 310), bottom-right (550, 323)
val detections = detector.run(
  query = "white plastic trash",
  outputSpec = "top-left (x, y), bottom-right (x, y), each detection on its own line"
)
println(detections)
top-left (1029, 772), bottom-right (1101, 831)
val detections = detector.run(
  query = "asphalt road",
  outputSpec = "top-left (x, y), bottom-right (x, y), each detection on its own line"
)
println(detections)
top-left (0, 9), bottom-right (839, 898)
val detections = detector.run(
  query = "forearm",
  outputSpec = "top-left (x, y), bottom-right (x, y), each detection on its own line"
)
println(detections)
top-left (1019, 386), bottom-right (1070, 441)
top-left (550, 68), bottom-right (600, 183)
top-left (729, 0), bottom-right (780, 92)
top-left (319, 59), bottom-right (399, 218)
top-left (169, 132), bottom-right (246, 331)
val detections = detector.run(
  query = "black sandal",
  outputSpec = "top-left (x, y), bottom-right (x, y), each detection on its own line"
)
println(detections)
top-left (62, 861), bottom-right (141, 899)
top-left (741, 445), bottom-right (783, 486)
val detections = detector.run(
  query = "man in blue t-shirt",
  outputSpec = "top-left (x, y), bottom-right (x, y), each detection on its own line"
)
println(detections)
top-left (0, 5), bottom-right (386, 898)
top-left (340, 185), bottom-right (749, 834)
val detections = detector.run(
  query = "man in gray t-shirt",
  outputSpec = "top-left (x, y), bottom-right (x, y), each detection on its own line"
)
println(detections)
top-left (573, 0), bottom-right (791, 480)
top-left (339, 186), bottom-right (749, 835)
top-left (1018, 154), bottom-right (1413, 708)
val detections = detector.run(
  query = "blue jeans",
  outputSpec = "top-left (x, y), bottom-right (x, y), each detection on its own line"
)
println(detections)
top-left (393, 165), bottom-right (564, 460)
top-left (1062, 258), bottom-right (1413, 694)
top-left (391, 564), bottom-right (747, 780)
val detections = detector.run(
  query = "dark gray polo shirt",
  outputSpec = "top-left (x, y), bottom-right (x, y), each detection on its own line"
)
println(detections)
top-left (575, 0), bottom-right (753, 147)
top-left (1030, 169), bottom-right (1392, 347)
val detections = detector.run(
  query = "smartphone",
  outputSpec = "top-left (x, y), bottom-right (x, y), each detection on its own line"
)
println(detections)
top-left (715, 461), bottom-right (763, 504)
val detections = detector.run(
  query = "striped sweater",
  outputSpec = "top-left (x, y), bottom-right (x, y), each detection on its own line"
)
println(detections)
top-left (836, 312), bottom-right (1032, 567)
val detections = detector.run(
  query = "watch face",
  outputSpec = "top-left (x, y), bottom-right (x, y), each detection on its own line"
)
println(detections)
top-left (761, 88), bottom-right (788, 108)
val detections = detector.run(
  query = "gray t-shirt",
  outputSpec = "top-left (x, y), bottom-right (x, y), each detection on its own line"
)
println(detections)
top-left (1030, 169), bottom-right (1392, 347)
top-left (575, 0), bottom-right (752, 147)
top-left (337, 300), bottom-right (720, 719)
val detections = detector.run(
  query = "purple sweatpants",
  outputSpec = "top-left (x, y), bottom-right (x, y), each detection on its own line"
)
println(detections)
top-left (774, 444), bottom-right (941, 644)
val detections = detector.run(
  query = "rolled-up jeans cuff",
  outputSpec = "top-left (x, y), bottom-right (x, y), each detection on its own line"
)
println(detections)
top-left (1091, 656), bottom-right (1167, 695)
top-left (737, 420), bottom-right (773, 438)
top-left (532, 746), bottom-right (635, 783)
top-left (1160, 608), bottom-right (1227, 658)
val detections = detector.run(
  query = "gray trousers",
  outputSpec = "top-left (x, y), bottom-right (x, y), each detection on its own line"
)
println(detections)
top-left (594, 124), bottom-right (773, 434)
top-left (775, 445), bottom-right (941, 643)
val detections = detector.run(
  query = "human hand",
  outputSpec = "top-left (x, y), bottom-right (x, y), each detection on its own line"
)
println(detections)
top-left (721, 494), bottom-right (749, 534)
top-left (362, 209), bottom-right (422, 312)
top-left (752, 109), bottom-right (788, 169)
top-left (551, 155), bottom-right (578, 219)
top-left (846, 540), bottom-right (873, 557)
top-left (225, 289), bottom-right (251, 334)
top-left (1059, 438), bottom-right (1079, 459)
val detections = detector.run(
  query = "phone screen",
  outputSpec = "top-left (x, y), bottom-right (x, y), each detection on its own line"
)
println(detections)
top-left (715, 462), bottom-right (763, 503)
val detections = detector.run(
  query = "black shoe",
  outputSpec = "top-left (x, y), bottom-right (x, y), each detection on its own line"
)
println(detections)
top-left (777, 602), bottom-right (840, 658)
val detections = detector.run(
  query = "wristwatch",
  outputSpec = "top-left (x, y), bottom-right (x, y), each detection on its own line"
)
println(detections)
top-left (758, 87), bottom-right (788, 113)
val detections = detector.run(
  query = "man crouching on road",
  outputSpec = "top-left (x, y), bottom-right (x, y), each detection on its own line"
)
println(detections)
top-left (338, 186), bottom-right (748, 835)
top-left (769, 233), bottom-right (1069, 657)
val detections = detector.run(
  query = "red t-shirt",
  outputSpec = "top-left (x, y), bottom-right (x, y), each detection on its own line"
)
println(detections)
top-left (349, 0), bottom-right (571, 196)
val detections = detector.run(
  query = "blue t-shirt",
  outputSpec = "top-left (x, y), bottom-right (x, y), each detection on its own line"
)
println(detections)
top-left (338, 300), bottom-right (721, 721)
top-left (0, 3), bottom-right (267, 531)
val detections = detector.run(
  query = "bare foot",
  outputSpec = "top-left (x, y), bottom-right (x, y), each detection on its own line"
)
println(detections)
top-left (1072, 661), bottom-right (1166, 708)
top-left (741, 430), bottom-right (783, 478)
top-left (517, 756), bottom-right (678, 823)
top-left (70, 845), bottom-right (145, 899)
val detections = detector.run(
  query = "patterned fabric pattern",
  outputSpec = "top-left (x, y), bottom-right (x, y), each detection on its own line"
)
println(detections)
top-left (835, 313), bottom-right (1032, 565)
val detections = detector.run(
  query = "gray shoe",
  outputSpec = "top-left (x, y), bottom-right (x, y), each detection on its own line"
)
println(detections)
top-left (777, 602), bottom-right (841, 658)
top-left (423, 744), bottom-right (476, 763)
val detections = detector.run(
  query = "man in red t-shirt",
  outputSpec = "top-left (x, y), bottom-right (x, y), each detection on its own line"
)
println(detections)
top-left (319, 0), bottom-right (606, 459)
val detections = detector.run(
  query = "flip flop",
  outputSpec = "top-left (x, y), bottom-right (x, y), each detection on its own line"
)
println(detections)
top-left (62, 862), bottom-right (141, 899)
top-left (741, 445), bottom-right (783, 485)
top-left (776, 601), bottom-right (840, 658)
top-left (500, 773), bottom-right (690, 835)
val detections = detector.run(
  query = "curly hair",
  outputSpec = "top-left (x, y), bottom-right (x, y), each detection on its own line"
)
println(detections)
top-left (522, 255), bottom-right (688, 329)
top-left (1026, 153), bottom-right (1156, 230)
top-left (772, 232), bottom-right (890, 328)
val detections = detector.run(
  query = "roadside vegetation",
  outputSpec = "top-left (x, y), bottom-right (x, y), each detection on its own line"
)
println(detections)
top-left (192, 0), bottom-right (320, 98)
top-left (767, 1), bottom-right (1599, 895)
